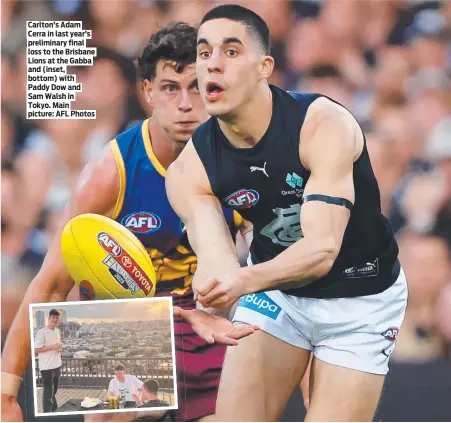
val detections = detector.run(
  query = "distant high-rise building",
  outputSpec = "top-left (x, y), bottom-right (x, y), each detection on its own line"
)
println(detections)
top-left (61, 309), bottom-right (67, 322)
top-left (36, 311), bottom-right (45, 330)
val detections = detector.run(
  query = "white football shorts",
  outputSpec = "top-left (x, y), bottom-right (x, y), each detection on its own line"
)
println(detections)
top-left (233, 258), bottom-right (408, 375)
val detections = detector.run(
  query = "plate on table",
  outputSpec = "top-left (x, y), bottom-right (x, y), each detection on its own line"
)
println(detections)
top-left (81, 398), bottom-right (102, 408)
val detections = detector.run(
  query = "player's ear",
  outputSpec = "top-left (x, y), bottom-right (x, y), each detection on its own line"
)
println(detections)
top-left (143, 79), bottom-right (154, 108)
top-left (259, 56), bottom-right (274, 81)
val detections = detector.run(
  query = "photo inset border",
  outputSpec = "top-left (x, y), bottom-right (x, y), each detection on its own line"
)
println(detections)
top-left (29, 297), bottom-right (177, 417)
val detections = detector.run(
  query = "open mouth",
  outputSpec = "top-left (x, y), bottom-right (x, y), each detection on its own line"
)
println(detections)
top-left (206, 82), bottom-right (225, 99)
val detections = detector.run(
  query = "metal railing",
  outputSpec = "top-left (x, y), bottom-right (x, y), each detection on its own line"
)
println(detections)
top-left (35, 357), bottom-right (174, 392)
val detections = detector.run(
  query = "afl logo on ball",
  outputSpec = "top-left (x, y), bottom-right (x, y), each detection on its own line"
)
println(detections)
top-left (224, 189), bottom-right (259, 209)
top-left (122, 212), bottom-right (161, 234)
top-left (381, 327), bottom-right (399, 342)
top-left (97, 232), bottom-right (122, 256)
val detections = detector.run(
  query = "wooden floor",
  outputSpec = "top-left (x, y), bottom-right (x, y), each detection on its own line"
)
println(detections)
top-left (36, 387), bottom-right (175, 413)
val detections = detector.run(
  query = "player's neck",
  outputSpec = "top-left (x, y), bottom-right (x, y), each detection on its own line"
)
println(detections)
top-left (218, 84), bottom-right (273, 148)
top-left (47, 324), bottom-right (56, 330)
top-left (148, 119), bottom-right (185, 170)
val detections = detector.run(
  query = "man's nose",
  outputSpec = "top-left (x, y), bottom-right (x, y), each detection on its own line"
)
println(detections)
top-left (207, 49), bottom-right (224, 74)
top-left (178, 89), bottom-right (193, 112)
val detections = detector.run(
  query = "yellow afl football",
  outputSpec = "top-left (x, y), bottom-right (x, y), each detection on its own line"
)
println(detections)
top-left (61, 213), bottom-right (157, 300)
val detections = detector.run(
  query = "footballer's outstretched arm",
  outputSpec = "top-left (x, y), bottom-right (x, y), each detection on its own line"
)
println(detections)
top-left (166, 141), bottom-right (240, 270)
top-left (1, 143), bottom-right (120, 419)
top-left (242, 99), bottom-right (361, 293)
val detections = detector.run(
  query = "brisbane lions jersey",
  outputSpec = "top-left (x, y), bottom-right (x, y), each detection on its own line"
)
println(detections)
top-left (110, 119), bottom-right (242, 303)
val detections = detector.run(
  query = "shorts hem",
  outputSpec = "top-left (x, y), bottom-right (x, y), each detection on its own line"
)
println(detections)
top-left (313, 351), bottom-right (388, 376)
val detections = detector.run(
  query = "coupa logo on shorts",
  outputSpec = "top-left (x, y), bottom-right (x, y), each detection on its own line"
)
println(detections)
top-left (121, 212), bottom-right (161, 234)
top-left (238, 293), bottom-right (281, 319)
top-left (381, 327), bottom-right (399, 342)
top-left (223, 189), bottom-right (259, 209)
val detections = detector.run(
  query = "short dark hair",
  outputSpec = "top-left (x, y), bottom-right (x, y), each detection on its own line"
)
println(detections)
top-left (137, 21), bottom-right (197, 81)
top-left (200, 5), bottom-right (270, 54)
top-left (49, 309), bottom-right (61, 317)
top-left (114, 364), bottom-right (126, 371)
top-left (143, 379), bottom-right (159, 394)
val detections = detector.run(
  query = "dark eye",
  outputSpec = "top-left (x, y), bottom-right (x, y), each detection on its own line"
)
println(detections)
top-left (199, 51), bottom-right (211, 59)
top-left (226, 49), bottom-right (238, 57)
top-left (164, 84), bottom-right (177, 93)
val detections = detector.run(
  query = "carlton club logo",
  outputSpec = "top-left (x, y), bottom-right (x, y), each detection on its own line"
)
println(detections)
top-left (224, 189), bottom-right (259, 209)
top-left (381, 327), bottom-right (399, 342)
top-left (121, 212), bottom-right (161, 234)
top-left (97, 233), bottom-right (122, 256)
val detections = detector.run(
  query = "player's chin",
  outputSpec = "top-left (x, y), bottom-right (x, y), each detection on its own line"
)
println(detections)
top-left (174, 132), bottom-right (193, 144)
top-left (205, 102), bottom-right (232, 118)
top-left (172, 130), bottom-right (194, 144)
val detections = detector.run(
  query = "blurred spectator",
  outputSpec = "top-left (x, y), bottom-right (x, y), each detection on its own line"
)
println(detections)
top-left (168, 0), bottom-right (212, 26)
top-left (300, 64), bottom-right (354, 108)
top-left (395, 233), bottom-right (451, 361)
top-left (373, 46), bottom-right (412, 107)
top-left (88, 0), bottom-right (162, 59)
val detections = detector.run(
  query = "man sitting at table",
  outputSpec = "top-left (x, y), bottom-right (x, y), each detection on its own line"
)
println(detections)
top-left (107, 364), bottom-right (143, 402)
top-left (133, 379), bottom-right (169, 409)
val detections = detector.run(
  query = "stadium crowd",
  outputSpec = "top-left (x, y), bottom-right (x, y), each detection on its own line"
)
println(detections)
top-left (2, 0), bottom-right (451, 364)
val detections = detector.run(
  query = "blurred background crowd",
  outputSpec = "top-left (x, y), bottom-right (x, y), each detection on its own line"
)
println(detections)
top-left (2, 0), bottom-right (451, 369)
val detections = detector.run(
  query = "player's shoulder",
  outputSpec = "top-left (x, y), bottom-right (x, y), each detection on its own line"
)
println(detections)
top-left (302, 95), bottom-right (357, 134)
top-left (279, 85), bottom-right (352, 122)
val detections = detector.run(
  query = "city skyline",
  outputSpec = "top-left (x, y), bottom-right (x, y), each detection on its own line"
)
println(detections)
top-left (31, 298), bottom-right (172, 327)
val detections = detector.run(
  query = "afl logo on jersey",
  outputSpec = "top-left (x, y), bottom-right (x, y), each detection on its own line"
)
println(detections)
top-left (121, 212), bottom-right (161, 234)
top-left (224, 189), bottom-right (259, 209)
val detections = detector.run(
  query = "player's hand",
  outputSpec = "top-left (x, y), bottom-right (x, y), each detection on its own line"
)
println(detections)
top-left (196, 268), bottom-right (247, 310)
top-left (1, 394), bottom-right (24, 422)
top-left (53, 343), bottom-right (62, 350)
top-left (132, 393), bottom-right (143, 406)
top-left (175, 306), bottom-right (258, 346)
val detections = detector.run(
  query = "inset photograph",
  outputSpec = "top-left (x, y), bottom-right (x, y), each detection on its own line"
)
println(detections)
top-left (29, 297), bottom-right (176, 417)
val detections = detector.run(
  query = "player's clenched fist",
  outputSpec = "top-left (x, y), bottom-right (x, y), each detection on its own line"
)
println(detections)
top-left (197, 268), bottom-right (248, 309)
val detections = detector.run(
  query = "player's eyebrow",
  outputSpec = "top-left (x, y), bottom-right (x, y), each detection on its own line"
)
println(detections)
top-left (159, 79), bottom-right (179, 85)
top-left (197, 38), bottom-right (209, 46)
top-left (223, 37), bottom-right (243, 46)
top-left (197, 37), bottom-right (244, 47)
